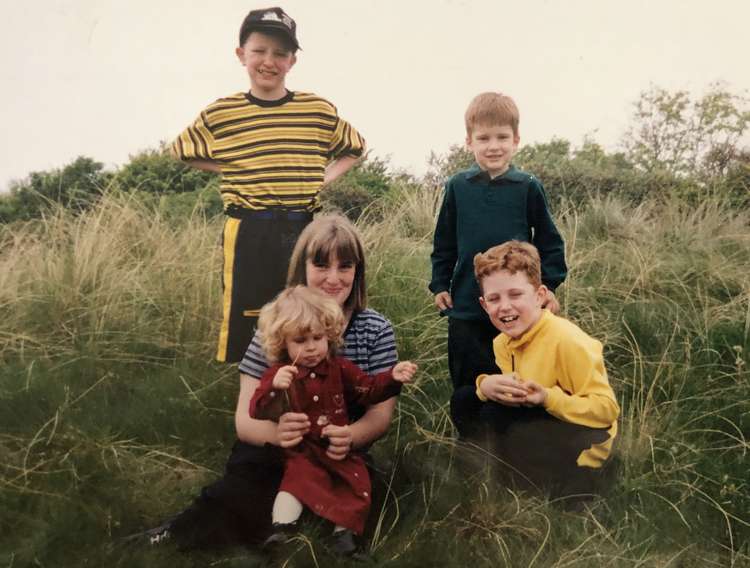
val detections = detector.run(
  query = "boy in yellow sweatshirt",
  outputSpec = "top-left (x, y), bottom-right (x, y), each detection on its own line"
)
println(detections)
top-left (451, 240), bottom-right (619, 497)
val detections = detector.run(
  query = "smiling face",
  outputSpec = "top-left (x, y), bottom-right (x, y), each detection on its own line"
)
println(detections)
top-left (479, 269), bottom-right (546, 338)
top-left (466, 123), bottom-right (520, 178)
top-left (285, 327), bottom-right (329, 368)
top-left (305, 253), bottom-right (356, 308)
top-left (235, 30), bottom-right (296, 100)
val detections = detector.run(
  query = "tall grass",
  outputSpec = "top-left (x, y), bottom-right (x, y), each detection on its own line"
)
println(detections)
top-left (1, 188), bottom-right (748, 566)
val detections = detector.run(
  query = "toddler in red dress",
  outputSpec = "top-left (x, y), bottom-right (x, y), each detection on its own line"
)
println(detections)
top-left (249, 286), bottom-right (417, 553)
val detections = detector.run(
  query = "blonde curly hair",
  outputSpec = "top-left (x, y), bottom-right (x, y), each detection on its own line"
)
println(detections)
top-left (257, 285), bottom-right (345, 363)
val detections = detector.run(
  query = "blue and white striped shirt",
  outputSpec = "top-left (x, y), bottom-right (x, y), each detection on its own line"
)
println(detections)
top-left (239, 308), bottom-right (398, 378)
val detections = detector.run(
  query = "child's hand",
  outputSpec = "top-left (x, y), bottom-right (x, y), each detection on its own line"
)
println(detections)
top-left (434, 291), bottom-right (453, 312)
top-left (272, 365), bottom-right (298, 390)
top-left (479, 372), bottom-right (529, 406)
top-left (542, 289), bottom-right (560, 314)
top-left (392, 361), bottom-right (418, 383)
top-left (520, 379), bottom-right (548, 406)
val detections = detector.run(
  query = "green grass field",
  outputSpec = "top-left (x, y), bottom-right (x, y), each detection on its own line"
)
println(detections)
top-left (1, 186), bottom-right (748, 567)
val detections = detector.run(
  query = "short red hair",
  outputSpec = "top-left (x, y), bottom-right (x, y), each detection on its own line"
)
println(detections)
top-left (474, 240), bottom-right (542, 290)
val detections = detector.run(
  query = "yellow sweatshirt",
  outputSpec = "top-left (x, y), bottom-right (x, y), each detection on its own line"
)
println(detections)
top-left (481, 310), bottom-right (619, 468)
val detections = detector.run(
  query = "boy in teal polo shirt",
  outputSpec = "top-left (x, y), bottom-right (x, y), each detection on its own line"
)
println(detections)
top-left (428, 92), bottom-right (567, 428)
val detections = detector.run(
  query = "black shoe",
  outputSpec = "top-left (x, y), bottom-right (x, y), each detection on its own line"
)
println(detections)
top-left (330, 529), bottom-right (358, 556)
top-left (262, 522), bottom-right (298, 549)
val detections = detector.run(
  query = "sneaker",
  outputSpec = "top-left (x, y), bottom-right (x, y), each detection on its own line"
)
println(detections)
top-left (145, 523), bottom-right (172, 546)
top-left (121, 522), bottom-right (172, 547)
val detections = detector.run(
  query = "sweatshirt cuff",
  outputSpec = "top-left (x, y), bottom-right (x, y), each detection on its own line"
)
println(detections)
top-left (543, 385), bottom-right (563, 412)
top-left (475, 374), bottom-right (489, 402)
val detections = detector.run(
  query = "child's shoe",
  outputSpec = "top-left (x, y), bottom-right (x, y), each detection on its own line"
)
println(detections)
top-left (262, 522), bottom-right (298, 549)
top-left (330, 528), bottom-right (358, 556)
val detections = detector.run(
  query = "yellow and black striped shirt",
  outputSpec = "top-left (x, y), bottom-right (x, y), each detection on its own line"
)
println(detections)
top-left (172, 91), bottom-right (365, 211)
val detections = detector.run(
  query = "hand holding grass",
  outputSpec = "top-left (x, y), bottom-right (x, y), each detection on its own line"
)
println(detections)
top-left (479, 372), bottom-right (528, 406)
top-left (273, 354), bottom-right (310, 448)
top-left (272, 364), bottom-right (298, 390)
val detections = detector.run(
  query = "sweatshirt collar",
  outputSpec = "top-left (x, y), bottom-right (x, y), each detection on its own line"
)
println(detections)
top-left (465, 163), bottom-right (526, 183)
top-left (504, 309), bottom-right (552, 350)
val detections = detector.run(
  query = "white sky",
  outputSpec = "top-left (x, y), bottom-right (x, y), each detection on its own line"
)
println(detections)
top-left (2, 0), bottom-right (749, 191)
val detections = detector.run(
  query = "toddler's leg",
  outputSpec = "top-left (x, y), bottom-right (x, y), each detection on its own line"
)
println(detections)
top-left (271, 491), bottom-right (303, 525)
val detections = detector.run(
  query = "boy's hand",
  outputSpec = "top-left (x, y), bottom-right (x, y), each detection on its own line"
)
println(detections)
top-left (185, 159), bottom-right (221, 174)
top-left (479, 372), bottom-right (529, 406)
top-left (542, 290), bottom-right (560, 314)
top-left (520, 380), bottom-right (548, 406)
top-left (392, 361), bottom-right (418, 383)
top-left (434, 291), bottom-right (453, 312)
top-left (272, 365), bottom-right (298, 390)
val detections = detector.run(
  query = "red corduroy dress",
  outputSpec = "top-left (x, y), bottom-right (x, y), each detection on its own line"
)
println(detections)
top-left (249, 356), bottom-right (401, 534)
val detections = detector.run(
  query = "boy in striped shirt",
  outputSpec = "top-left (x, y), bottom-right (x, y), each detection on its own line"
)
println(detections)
top-left (172, 7), bottom-right (365, 363)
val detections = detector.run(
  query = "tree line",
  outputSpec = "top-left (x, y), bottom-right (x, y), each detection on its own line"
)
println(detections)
top-left (2, 84), bottom-right (748, 225)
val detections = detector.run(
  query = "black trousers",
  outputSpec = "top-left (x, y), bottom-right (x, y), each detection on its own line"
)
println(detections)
top-left (217, 211), bottom-right (312, 363)
top-left (447, 316), bottom-right (501, 390)
top-left (169, 442), bottom-right (284, 549)
top-left (451, 386), bottom-right (611, 497)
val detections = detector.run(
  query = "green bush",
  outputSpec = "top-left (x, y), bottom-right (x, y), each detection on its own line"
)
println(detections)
top-left (0, 156), bottom-right (112, 223)
top-left (321, 155), bottom-right (417, 221)
top-left (114, 146), bottom-right (218, 195)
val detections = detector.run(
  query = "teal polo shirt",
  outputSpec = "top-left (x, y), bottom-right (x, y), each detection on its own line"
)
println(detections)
top-left (429, 164), bottom-right (567, 321)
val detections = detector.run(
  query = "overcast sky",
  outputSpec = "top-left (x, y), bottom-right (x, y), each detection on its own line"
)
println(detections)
top-left (2, 0), bottom-right (749, 191)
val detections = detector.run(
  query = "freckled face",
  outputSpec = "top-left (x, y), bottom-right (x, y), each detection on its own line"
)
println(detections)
top-left (479, 270), bottom-right (545, 338)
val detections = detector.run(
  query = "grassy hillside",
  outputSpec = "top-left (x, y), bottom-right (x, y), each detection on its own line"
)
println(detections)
top-left (1, 186), bottom-right (748, 567)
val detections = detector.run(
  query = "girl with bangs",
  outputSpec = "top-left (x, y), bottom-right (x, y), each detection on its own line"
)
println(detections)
top-left (249, 286), bottom-right (415, 553)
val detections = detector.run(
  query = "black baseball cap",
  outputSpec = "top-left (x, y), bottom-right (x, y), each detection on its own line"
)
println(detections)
top-left (239, 7), bottom-right (300, 50)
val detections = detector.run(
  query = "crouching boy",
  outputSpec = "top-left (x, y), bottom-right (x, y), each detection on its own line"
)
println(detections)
top-left (452, 240), bottom-right (619, 497)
